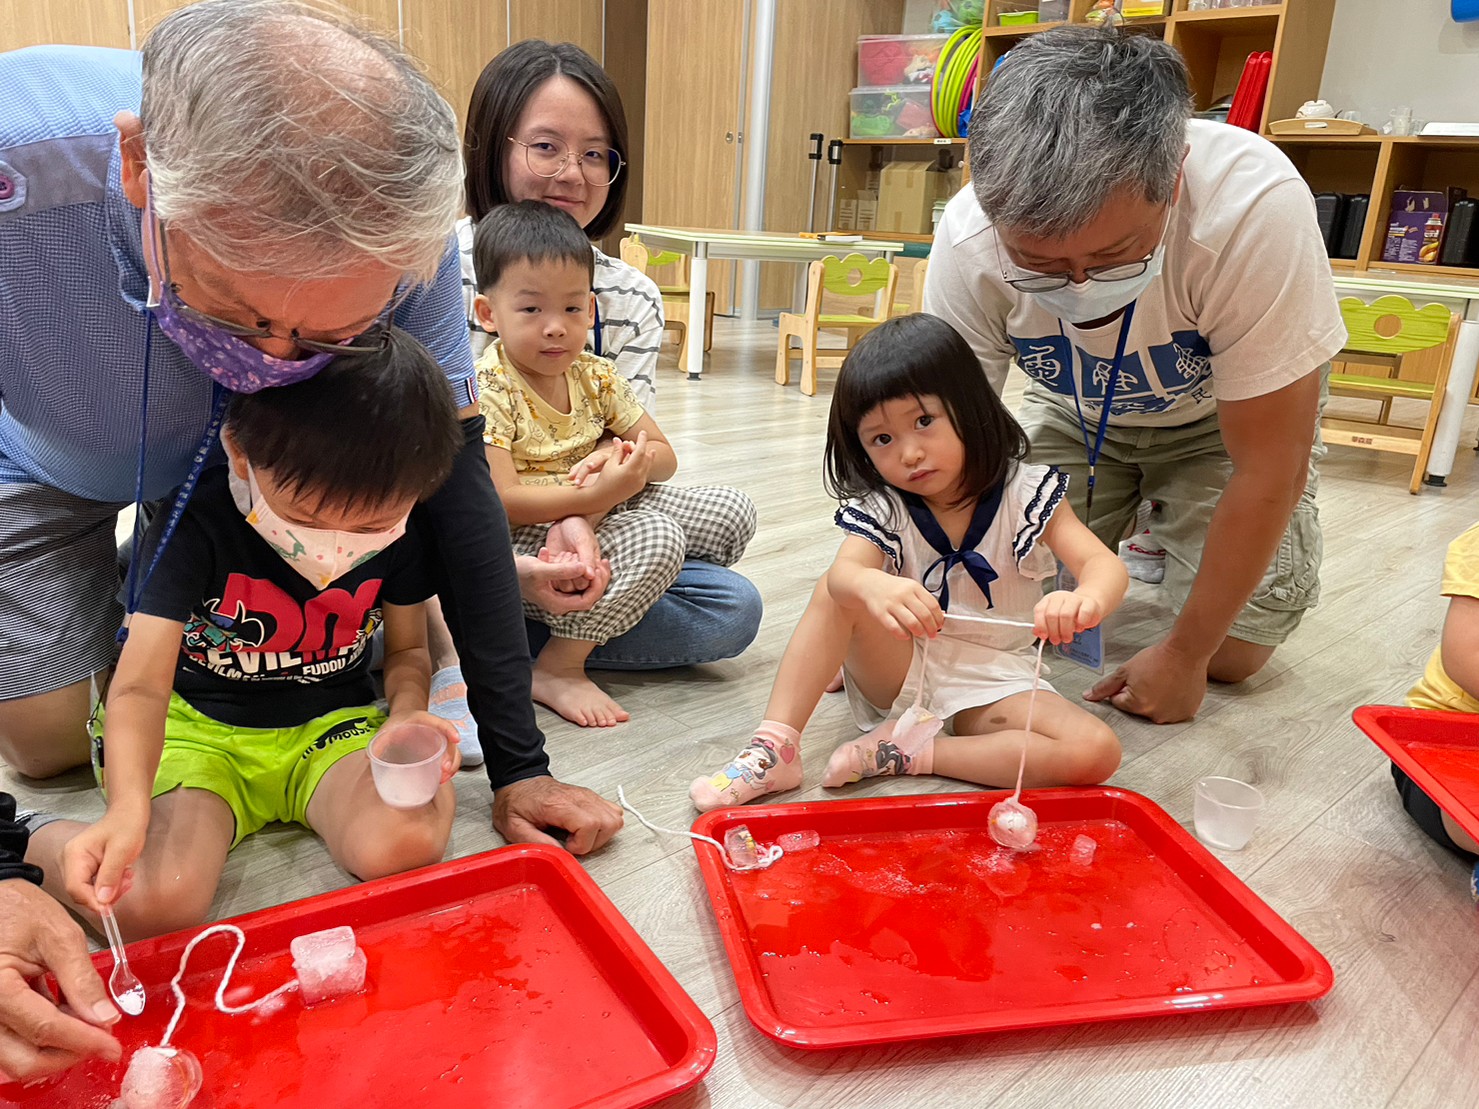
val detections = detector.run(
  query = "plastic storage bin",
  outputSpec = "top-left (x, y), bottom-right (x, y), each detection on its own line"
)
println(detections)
top-left (1121, 0), bottom-right (1169, 14)
top-left (996, 0), bottom-right (1039, 24)
top-left (856, 33), bottom-right (950, 87)
top-left (1037, 0), bottom-right (1070, 19)
top-left (850, 85), bottom-right (941, 140)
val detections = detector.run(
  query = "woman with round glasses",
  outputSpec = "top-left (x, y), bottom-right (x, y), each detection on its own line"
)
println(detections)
top-left (460, 40), bottom-right (658, 409)
top-left (423, 41), bottom-right (761, 728)
top-left (924, 27), bottom-right (1343, 727)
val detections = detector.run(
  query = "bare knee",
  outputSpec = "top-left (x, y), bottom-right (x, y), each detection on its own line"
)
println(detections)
top-left (0, 721), bottom-right (89, 779)
top-left (1208, 639), bottom-right (1276, 685)
top-left (0, 687), bottom-right (94, 778)
top-left (1063, 718), bottom-right (1122, 786)
top-left (340, 815), bottom-right (450, 882)
top-left (114, 876), bottom-right (216, 942)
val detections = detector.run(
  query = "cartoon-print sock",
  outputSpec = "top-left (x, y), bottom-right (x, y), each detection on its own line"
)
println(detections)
top-left (821, 718), bottom-right (935, 787)
top-left (690, 721), bottom-right (803, 812)
top-left (429, 665), bottom-right (482, 768)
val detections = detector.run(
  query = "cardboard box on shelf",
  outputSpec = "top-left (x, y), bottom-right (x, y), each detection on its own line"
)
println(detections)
top-left (1383, 188), bottom-right (1468, 265)
top-left (878, 163), bottom-right (936, 235)
top-left (856, 190), bottom-right (878, 232)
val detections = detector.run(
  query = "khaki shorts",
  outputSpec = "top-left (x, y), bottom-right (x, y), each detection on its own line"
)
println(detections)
top-left (1015, 376), bottom-right (1325, 648)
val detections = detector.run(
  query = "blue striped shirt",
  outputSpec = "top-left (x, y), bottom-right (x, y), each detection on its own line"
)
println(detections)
top-left (0, 45), bottom-right (477, 503)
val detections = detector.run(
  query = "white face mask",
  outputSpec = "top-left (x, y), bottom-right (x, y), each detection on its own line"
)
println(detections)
top-left (228, 465), bottom-right (407, 590)
top-left (1026, 244), bottom-right (1166, 324)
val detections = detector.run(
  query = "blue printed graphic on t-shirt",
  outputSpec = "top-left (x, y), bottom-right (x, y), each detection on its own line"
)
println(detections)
top-left (1010, 329), bottom-right (1212, 417)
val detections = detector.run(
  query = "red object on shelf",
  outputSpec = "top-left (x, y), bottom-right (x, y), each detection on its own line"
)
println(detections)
top-left (1226, 51), bottom-right (1272, 131)
top-left (1354, 704), bottom-right (1479, 845)
top-left (692, 788), bottom-right (1331, 1050)
top-left (2, 846), bottom-right (715, 1109)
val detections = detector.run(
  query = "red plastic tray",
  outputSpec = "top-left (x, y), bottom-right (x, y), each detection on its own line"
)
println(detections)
top-left (3, 845), bottom-right (714, 1109)
top-left (693, 788), bottom-right (1331, 1049)
top-left (1355, 704), bottom-right (1479, 845)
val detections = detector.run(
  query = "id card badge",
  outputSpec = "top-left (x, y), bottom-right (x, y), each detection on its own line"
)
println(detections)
top-left (1053, 562), bottom-right (1104, 673)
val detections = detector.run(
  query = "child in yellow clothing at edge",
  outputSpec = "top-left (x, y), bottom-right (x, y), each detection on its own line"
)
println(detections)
top-left (471, 201), bottom-right (756, 728)
top-left (1397, 521), bottom-right (1479, 862)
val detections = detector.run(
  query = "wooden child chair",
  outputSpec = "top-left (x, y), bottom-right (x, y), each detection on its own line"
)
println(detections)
top-left (891, 257), bottom-right (930, 317)
top-left (1321, 294), bottom-right (1461, 494)
top-left (776, 252), bottom-right (899, 396)
top-left (619, 234), bottom-right (715, 373)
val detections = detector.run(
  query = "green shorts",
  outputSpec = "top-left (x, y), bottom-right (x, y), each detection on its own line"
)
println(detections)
top-left (1015, 374), bottom-right (1326, 649)
top-left (95, 694), bottom-right (383, 848)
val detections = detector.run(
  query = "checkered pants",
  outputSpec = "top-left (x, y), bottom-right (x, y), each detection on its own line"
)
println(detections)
top-left (511, 484), bottom-right (757, 645)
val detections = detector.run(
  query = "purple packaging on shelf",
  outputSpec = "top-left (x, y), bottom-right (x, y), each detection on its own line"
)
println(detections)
top-left (1383, 190), bottom-right (1449, 265)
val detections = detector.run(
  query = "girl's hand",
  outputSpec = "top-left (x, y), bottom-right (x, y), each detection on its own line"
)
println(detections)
top-left (865, 576), bottom-right (944, 641)
top-left (1034, 590), bottom-right (1104, 645)
top-left (384, 711), bottom-right (462, 783)
top-left (61, 807), bottom-right (149, 914)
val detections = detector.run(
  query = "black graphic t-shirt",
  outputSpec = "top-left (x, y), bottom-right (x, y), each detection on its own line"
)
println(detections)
top-left (135, 467), bottom-right (434, 728)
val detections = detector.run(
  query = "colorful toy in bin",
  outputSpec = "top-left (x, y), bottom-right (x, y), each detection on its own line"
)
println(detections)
top-left (850, 85), bottom-right (940, 139)
top-left (857, 33), bottom-right (950, 86)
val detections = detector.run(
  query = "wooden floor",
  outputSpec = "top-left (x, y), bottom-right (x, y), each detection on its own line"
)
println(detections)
top-left (9, 318), bottom-right (1479, 1108)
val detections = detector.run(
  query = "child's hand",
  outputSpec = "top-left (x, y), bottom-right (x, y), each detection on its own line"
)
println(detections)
top-left (62, 806), bottom-right (149, 914)
top-left (590, 430), bottom-right (655, 502)
top-left (1034, 590), bottom-right (1104, 645)
top-left (865, 575), bottom-right (944, 641)
top-left (568, 439), bottom-right (635, 488)
top-left (385, 710), bottom-right (462, 783)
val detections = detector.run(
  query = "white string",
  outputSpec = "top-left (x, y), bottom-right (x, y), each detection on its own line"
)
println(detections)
top-left (943, 612), bottom-right (1037, 630)
top-left (161, 925), bottom-right (298, 1047)
top-left (617, 786), bottom-right (782, 871)
top-left (1010, 639), bottom-right (1049, 803)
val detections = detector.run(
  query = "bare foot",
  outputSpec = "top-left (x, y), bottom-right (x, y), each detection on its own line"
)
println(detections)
top-left (531, 659), bottom-right (630, 728)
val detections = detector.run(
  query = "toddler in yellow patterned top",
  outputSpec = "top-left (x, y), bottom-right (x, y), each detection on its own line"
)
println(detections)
top-left (471, 202), bottom-right (756, 728)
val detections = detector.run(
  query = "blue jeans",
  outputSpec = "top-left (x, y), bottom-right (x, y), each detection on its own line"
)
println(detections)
top-left (524, 561), bottom-right (762, 670)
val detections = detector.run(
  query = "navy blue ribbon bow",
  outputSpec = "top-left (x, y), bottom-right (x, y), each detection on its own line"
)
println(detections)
top-left (903, 483), bottom-right (1004, 612)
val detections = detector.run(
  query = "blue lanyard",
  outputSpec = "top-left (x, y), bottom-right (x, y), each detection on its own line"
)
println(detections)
top-left (1060, 301), bottom-right (1136, 522)
top-left (118, 317), bottom-right (231, 645)
top-left (592, 300), bottom-right (603, 357)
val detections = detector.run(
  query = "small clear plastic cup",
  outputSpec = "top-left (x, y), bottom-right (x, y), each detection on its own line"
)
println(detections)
top-left (1193, 776), bottom-right (1265, 851)
top-left (368, 723), bottom-right (446, 809)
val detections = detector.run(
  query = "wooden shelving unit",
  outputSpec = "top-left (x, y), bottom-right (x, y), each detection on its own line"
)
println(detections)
top-left (833, 0), bottom-right (1340, 243)
top-left (1272, 134), bottom-right (1479, 280)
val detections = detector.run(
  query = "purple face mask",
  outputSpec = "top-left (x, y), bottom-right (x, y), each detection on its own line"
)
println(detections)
top-left (141, 195), bottom-right (338, 394)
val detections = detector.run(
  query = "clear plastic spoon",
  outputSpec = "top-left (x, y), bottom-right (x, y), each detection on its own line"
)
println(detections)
top-left (101, 904), bottom-right (145, 1016)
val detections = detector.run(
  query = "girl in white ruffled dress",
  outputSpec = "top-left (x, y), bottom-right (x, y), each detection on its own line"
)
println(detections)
top-left (691, 314), bottom-right (1129, 811)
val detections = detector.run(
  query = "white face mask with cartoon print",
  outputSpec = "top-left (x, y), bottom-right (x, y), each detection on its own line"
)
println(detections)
top-left (227, 466), bottom-right (406, 590)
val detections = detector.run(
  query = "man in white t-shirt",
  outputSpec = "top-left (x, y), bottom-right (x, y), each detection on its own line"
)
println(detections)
top-left (924, 27), bottom-right (1345, 724)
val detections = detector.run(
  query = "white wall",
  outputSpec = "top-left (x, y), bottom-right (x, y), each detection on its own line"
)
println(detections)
top-left (1320, 0), bottom-right (1479, 127)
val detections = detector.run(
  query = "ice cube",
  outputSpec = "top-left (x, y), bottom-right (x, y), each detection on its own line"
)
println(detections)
top-left (988, 798), bottom-right (1039, 850)
top-left (121, 1046), bottom-right (201, 1109)
top-left (723, 825), bottom-right (761, 869)
top-left (892, 703), bottom-right (944, 756)
top-left (776, 829), bottom-right (820, 853)
top-left (291, 925), bottom-right (367, 1005)
top-left (1070, 834), bottom-right (1098, 866)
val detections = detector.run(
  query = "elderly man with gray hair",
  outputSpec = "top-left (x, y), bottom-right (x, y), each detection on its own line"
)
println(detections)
top-left (0, 0), bottom-right (624, 1080)
top-left (925, 27), bottom-right (1344, 726)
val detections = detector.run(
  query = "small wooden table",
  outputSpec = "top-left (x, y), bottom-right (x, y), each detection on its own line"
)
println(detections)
top-left (1331, 268), bottom-right (1479, 486)
top-left (624, 225), bottom-right (906, 379)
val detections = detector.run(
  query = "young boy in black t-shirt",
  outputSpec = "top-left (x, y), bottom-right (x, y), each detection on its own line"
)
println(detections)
top-left (29, 328), bottom-right (465, 940)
